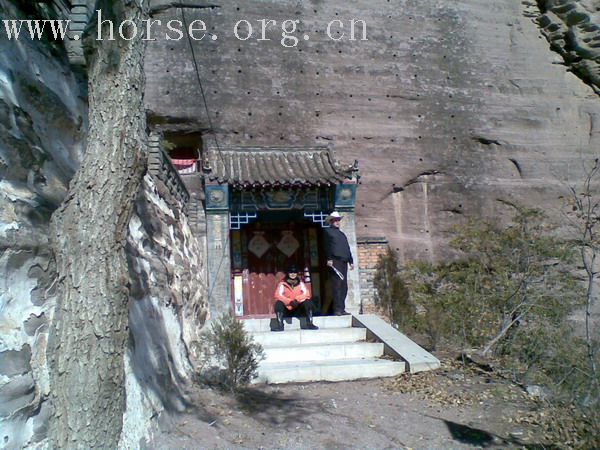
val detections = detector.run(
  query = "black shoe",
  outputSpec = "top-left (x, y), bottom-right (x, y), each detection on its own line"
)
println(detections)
top-left (306, 309), bottom-right (319, 330)
top-left (273, 311), bottom-right (284, 332)
top-left (334, 310), bottom-right (350, 316)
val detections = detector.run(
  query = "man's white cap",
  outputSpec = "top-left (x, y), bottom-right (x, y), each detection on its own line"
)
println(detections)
top-left (326, 211), bottom-right (343, 222)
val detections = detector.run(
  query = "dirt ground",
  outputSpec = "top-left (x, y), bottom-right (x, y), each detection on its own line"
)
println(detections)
top-left (149, 357), bottom-right (560, 449)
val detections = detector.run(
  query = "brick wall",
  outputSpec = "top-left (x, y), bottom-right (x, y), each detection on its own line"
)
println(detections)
top-left (357, 237), bottom-right (388, 307)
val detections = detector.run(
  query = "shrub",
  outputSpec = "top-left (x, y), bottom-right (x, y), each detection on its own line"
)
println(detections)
top-left (403, 205), bottom-right (581, 356)
top-left (373, 248), bottom-right (413, 328)
top-left (202, 312), bottom-right (264, 391)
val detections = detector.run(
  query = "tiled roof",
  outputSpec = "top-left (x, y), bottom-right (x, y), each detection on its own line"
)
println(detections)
top-left (202, 146), bottom-right (357, 188)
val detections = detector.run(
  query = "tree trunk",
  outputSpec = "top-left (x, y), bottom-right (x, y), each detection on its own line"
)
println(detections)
top-left (48, 1), bottom-right (148, 447)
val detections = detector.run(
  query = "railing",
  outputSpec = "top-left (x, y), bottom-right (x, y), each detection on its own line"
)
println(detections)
top-left (148, 133), bottom-right (190, 209)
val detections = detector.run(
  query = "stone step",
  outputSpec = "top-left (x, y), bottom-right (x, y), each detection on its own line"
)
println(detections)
top-left (251, 327), bottom-right (366, 347)
top-left (242, 315), bottom-right (353, 332)
top-left (263, 342), bottom-right (384, 363)
top-left (255, 358), bottom-right (406, 384)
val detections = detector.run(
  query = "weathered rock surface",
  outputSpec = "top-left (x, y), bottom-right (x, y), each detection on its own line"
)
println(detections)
top-left (121, 173), bottom-right (207, 448)
top-left (0, 2), bottom-right (85, 447)
top-left (145, 0), bottom-right (600, 261)
top-left (534, 0), bottom-right (600, 91)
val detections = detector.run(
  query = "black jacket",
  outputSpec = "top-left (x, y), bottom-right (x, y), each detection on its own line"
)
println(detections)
top-left (323, 227), bottom-right (353, 264)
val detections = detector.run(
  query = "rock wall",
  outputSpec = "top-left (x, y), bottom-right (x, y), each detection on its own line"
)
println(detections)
top-left (0, 2), bottom-right (86, 447)
top-left (145, 0), bottom-right (600, 261)
top-left (0, 3), bottom-right (208, 447)
top-left (122, 173), bottom-right (207, 448)
top-left (534, 0), bottom-right (600, 91)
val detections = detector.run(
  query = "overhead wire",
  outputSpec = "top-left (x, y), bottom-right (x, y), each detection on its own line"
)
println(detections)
top-left (180, 6), bottom-right (231, 308)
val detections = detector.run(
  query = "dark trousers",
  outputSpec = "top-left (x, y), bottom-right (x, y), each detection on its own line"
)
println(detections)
top-left (330, 259), bottom-right (349, 314)
top-left (274, 299), bottom-right (315, 317)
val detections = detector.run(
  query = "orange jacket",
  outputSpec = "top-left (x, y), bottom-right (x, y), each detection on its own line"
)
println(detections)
top-left (274, 280), bottom-right (311, 310)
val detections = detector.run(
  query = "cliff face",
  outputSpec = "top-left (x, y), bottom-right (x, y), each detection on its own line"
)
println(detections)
top-left (0, 2), bottom-right (85, 446)
top-left (145, 0), bottom-right (600, 261)
top-left (535, 0), bottom-right (600, 92)
top-left (122, 173), bottom-right (207, 448)
top-left (0, 3), bottom-right (207, 447)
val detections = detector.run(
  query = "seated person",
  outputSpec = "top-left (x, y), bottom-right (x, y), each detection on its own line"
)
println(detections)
top-left (273, 265), bottom-right (318, 331)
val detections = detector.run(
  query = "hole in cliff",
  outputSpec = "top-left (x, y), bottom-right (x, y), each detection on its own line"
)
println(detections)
top-left (474, 136), bottom-right (501, 146)
top-left (509, 158), bottom-right (523, 178)
top-left (163, 131), bottom-right (202, 161)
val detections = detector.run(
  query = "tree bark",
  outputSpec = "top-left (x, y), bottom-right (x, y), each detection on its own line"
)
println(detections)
top-left (48, 1), bottom-right (148, 448)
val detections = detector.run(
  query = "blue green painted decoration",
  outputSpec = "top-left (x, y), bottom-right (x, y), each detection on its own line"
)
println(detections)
top-left (205, 184), bottom-right (229, 211)
top-left (334, 183), bottom-right (357, 210)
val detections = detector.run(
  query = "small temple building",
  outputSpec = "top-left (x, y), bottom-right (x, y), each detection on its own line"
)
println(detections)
top-left (150, 135), bottom-right (362, 319)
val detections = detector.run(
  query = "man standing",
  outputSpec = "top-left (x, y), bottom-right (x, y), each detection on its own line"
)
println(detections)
top-left (323, 211), bottom-right (354, 316)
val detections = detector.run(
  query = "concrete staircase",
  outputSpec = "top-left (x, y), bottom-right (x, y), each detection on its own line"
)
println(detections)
top-left (243, 314), bottom-right (438, 384)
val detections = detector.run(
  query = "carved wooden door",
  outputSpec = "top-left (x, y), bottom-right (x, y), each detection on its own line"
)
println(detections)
top-left (231, 221), bottom-right (326, 318)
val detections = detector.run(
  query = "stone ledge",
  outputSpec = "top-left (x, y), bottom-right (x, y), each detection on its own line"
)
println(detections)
top-left (352, 314), bottom-right (440, 373)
